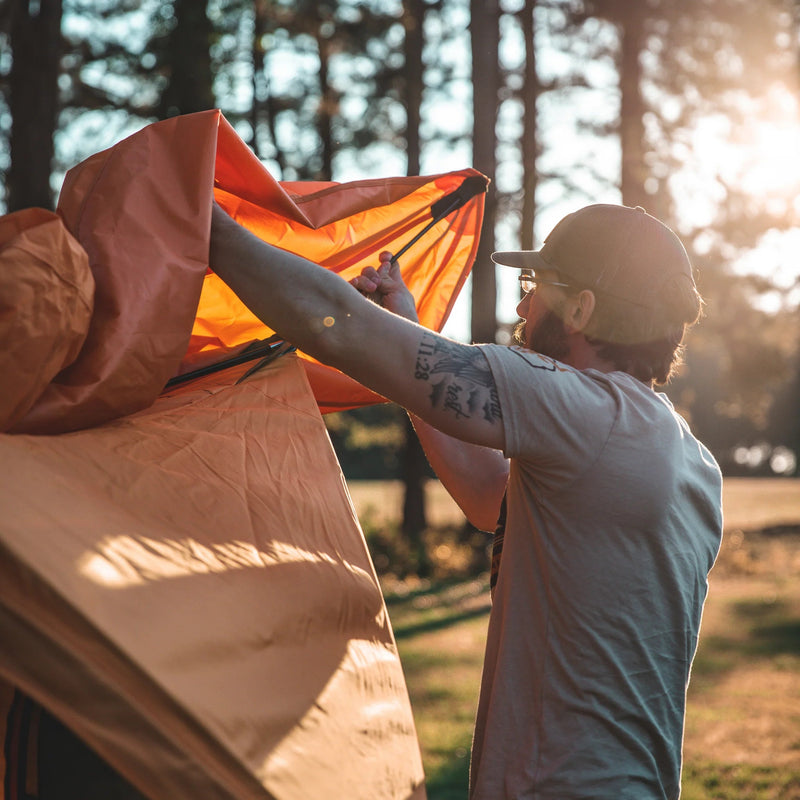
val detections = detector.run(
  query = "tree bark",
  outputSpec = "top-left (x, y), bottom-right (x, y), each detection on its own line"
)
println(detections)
top-left (8, 0), bottom-right (63, 212)
top-left (157, 0), bottom-right (214, 119)
top-left (400, 0), bottom-right (429, 572)
top-left (401, 416), bottom-right (430, 576)
top-left (251, 0), bottom-right (269, 159)
top-left (403, 0), bottom-right (424, 176)
top-left (618, 5), bottom-right (648, 208)
top-left (315, 19), bottom-right (335, 181)
top-left (470, 0), bottom-right (500, 344)
top-left (520, 0), bottom-right (540, 252)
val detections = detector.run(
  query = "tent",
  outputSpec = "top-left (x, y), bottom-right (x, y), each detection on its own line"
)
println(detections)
top-left (0, 111), bottom-right (486, 799)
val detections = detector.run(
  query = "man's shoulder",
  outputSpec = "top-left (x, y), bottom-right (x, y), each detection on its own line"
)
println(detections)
top-left (479, 343), bottom-right (579, 378)
top-left (480, 344), bottom-right (635, 399)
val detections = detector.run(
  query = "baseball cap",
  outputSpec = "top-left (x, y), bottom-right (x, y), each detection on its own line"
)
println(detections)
top-left (491, 204), bottom-right (696, 310)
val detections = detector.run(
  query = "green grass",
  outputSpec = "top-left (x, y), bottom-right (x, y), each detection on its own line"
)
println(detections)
top-left (386, 578), bottom-right (488, 798)
top-left (681, 763), bottom-right (800, 800)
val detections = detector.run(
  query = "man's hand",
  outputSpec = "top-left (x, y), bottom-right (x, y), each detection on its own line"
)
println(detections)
top-left (350, 247), bottom-right (509, 527)
top-left (350, 251), bottom-right (419, 323)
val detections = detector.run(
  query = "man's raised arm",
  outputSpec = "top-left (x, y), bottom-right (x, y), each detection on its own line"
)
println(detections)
top-left (209, 203), bottom-right (506, 451)
top-left (351, 251), bottom-right (508, 531)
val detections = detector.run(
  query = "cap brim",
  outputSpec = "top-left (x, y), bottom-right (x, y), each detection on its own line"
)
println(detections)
top-left (490, 250), bottom-right (550, 271)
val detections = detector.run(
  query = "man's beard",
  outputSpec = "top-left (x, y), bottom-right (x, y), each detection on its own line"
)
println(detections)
top-left (513, 309), bottom-right (570, 362)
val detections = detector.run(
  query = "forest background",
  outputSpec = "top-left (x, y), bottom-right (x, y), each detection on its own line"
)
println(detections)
top-left (3, 0), bottom-right (800, 544)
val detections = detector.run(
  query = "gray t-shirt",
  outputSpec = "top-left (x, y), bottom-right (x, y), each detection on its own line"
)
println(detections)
top-left (471, 345), bottom-right (723, 800)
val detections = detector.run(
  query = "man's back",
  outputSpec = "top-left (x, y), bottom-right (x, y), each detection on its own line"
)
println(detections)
top-left (470, 350), bottom-right (723, 799)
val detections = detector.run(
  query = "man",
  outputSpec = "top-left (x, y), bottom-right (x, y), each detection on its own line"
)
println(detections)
top-left (209, 202), bottom-right (723, 799)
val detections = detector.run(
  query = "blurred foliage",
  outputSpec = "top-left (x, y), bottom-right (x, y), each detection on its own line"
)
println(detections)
top-left (326, 403), bottom-right (453, 481)
top-left (325, 403), bottom-right (411, 479)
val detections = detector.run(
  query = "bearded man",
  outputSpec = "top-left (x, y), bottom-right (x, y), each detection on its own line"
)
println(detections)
top-left (210, 202), bottom-right (723, 800)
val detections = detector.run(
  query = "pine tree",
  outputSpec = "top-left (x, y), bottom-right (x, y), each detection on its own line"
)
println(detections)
top-left (6, 0), bottom-right (63, 211)
top-left (470, 0), bottom-right (501, 344)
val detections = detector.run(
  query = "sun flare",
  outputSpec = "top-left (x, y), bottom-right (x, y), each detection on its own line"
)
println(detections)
top-left (730, 85), bottom-right (800, 210)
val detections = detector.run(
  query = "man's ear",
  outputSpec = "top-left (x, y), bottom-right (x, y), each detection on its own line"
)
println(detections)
top-left (564, 289), bottom-right (596, 333)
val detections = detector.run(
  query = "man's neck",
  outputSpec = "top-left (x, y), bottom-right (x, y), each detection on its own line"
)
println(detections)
top-left (565, 334), bottom-right (654, 388)
top-left (564, 333), bottom-right (614, 373)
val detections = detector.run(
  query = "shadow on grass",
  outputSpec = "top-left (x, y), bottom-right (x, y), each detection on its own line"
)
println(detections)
top-left (425, 750), bottom-right (471, 800)
top-left (749, 619), bottom-right (800, 656)
top-left (393, 603), bottom-right (491, 640)
top-left (383, 576), bottom-right (488, 607)
top-left (692, 597), bottom-right (800, 681)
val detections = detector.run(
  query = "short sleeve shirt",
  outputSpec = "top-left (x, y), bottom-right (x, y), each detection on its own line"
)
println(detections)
top-left (470, 345), bottom-right (723, 800)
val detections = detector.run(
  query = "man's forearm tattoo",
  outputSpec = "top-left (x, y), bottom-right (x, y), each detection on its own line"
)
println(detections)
top-left (414, 332), bottom-right (502, 424)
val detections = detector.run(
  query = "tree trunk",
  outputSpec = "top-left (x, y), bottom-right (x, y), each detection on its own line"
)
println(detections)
top-left (618, 6), bottom-right (648, 208)
top-left (403, 0), bottom-right (424, 176)
top-left (470, 0), bottom-right (500, 344)
top-left (157, 0), bottom-right (214, 119)
top-left (315, 31), bottom-right (334, 180)
top-left (251, 0), bottom-right (270, 159)
top-left (400, 0), bottom-right (429, 574)
top-left (401, 416), bottom-right (430, 576)
top-left (519, 0), bottom-right (540, 252)
top-left (8, 0), bottom-right (63, 212)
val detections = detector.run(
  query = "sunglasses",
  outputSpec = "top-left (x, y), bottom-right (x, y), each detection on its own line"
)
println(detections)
top-left (517, 273), bottom-right (572, 295)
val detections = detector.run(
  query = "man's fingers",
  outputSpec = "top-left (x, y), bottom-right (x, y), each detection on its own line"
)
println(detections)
top-left (377, 251), bottom-right (393, 279)
top-left (353, 253), bottom-right (401, 301)
top-left (351, 274), bottom-right (378, 293)
top-left (352, 265), bottom-right (382, 289)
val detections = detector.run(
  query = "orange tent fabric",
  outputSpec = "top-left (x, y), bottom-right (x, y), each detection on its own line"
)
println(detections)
top-left (0, 355), bottom-right (425, 800)
top-left (0, 208), bottom-right (92, 431)
top-left (1, 112), bottom-right (486, 799)
top-left (7, 109), bottom-right (485, 434)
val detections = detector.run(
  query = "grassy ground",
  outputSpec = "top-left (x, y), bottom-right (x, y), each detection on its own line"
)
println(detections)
top-left (348, 477), bottom-right (800, 799)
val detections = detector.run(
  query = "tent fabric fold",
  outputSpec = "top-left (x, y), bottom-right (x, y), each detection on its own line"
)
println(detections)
top-left (7, 109), bottom-right (485, 434)
top-left (0, 209), bottom-right (93, 432)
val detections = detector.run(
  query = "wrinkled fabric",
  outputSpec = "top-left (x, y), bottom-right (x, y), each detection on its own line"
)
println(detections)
top-left (9, 110), bottom-right (484, 433)
top-left (0, 209), bottom-right (93, 430)
top-left (0, 356), bottom-right (426, 800)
